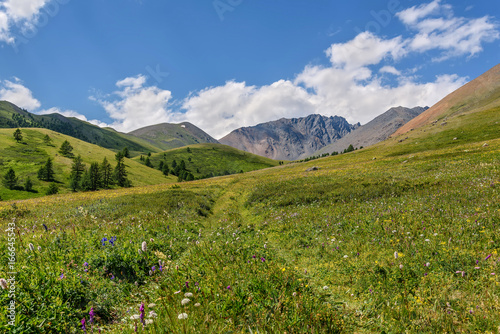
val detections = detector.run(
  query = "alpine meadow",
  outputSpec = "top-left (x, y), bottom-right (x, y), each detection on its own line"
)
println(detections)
top-left (1, 1), bottom-right (500, 333)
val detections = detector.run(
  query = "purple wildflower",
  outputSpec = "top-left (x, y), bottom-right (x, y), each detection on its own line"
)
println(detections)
top-left (139, 302), bottom-right (145, 326)
top-left (43, 224), bottom-right (48, 231)
top-left (485, 254), bottom-right (492, 261)
top-left (261, 257), bottom-right (266, 262)
top-left (109, 236), bottom-right (117, 246)
top-left (89, 307), bottom-right (95, 324)
top-left (151, 266), bottom-right (156, 272)
top-left (185, 281), bottom-right (189, 288)
top-left (227, 285), bottom-right (231, 290)
top-left (81, 318), bottom-right (86, 332)
top-left (101, 237), bottom-right (107, 246)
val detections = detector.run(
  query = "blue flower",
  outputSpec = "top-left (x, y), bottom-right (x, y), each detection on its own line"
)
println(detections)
top-left (101, 237), bottom-right (108, 246)
top-left (109, 236), bottom-right (117, 246)
top-left (42, 224), bottom-right (48, 231)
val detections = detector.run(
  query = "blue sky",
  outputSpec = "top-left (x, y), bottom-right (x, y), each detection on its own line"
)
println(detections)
top-left (0, 0), bottom-right (499, 138)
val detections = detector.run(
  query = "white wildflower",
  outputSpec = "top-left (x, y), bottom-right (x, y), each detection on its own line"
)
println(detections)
top-left (178, 313), bottom-right (188, 319)
top-left (141, 241), bottom-right (147, 252)
top-left (0, 279), bottom-right (7, 289)
top-left (181, 298), bottom-right (191, 306)
top-left (184, 292), bottom-right (193, 298)
top-left (194, 302), bottom-right (201, 307)
top-left (394, 251), bottom-right (399, 259)
top-left (29, 243), bottom-right (35, 251)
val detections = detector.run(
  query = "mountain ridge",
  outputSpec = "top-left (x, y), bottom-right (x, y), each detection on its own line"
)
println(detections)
top-left (219, 114), bottom-right (360, 160)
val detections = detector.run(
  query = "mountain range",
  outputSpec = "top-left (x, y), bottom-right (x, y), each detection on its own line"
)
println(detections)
top-left (219, 115), bottom-right (360, 161)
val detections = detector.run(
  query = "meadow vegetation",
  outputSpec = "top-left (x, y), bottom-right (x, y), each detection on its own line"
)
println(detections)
top-left (0, 106), bottom-right (499, 333)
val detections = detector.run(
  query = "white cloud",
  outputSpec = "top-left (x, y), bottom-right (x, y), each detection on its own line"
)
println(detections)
top-left (2, 0), bottom-right (49, 21)
top-left (91, 75), bottom-right (174, 132)
top-left (0, 79), bottom-right (41, 110)
top-left (181, 80), bottom-right (318, 138)
top-left (397, 1), bottom-right (499, 61)
top-left (326, 32), bottom-right (407, 69)
top-left (0, 0), bottom-right (51, 43)
top-left (397, 0), bottom-right (445, 26)
top-left (379, 66), bottom-right (401, 76)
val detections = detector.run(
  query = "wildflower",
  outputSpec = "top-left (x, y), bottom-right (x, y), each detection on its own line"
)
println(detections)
top-left (149, 270), bottom-right (152, 276)
top-left (194, 303), bottom-right (201, 307)
top-left (101, 237), bottom-right (107, 246)
top-left (425, 262), bottom-right (430, 267)
top-left (185, 281), bottom-right (189, 288)
top-left (151, 266), bottom-right (156, 272)
top-left (0, 279), bottom-right (7, 289)
top-left (424, 239), bottom-right (430, 242)
top-left (109, 236), bottom-right (117, 246)
top-left (88, 307), bottom-right (95, 324)
top-left (343, 255), bottom-right (348, 258)
top-left (138, 249), bottom-right (142, 254)
top-left (43, 223), bottom-right (48, 231)
top-left (174, 290), bottom-right (181, 294)
top-left (475, 267), bottom-right (480, 270)
top-left (148, 303), bottom-right (156, 308)
top-left (399, 264), bottom-right (403, 269)
top-left (81, 318), bottom-right (86, 332)
top-left (292, 292), bottom-right (297, 297)
top-left (260, 257), bottom-right (266, 263)
top-left (181, 298), bottom-right (190, 305)
top-left (394, 251), bottom-right (398, 259)
top-left (110, 274), bottom-right (115, 280)
top-left (150, 238), bottom-right (154, 242)
top-left (184, 292), bottom-right (193, 298)
top-left (148, 311), bottom-right (158, 318)
top-left (141, 241), bottom-right (147, 252)
top-left (29, 243), bottom-right (35, 251)
top-left (59, 273), bottom-right (64, 280)
top-left (178, 313), bottom-right (188, 320)
top-left (139, 302), bottom-right (145, 326)
top-left (130, 314), bottom-right (140, 320)
top-left (455, 271), bottom-right (465, 277)
top-left (485, 254), bottom-right (492, 261)
top-left (37, 246), bottom-right (42, 252)
top-left (227, 285), bottom-right (231, 290)
top-left (84, 262), bottom-right (88, 267)
top-left (323, 286), bottom-right (329, 290)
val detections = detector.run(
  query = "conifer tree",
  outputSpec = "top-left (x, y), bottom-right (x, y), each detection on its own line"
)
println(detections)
top-left (13, 129), bottom-right (22, 143)
top-left (2, 168), bottom-right (18, 189)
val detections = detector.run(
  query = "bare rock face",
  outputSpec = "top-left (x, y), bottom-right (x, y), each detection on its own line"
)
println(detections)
top-left (314, 106), bottom-right (428, 156)
top-left (219, 114), bottom-right (359, 160)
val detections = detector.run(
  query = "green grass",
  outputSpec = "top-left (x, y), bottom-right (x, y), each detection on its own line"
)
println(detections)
top-left (0, 105), bottom-right (499, 333)
top-left (0, 128), bottom-right (174, 200)
top-left (133, 143), bottom-right (280, 179)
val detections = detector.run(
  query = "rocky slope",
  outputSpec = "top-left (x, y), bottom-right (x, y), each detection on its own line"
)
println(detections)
top-left (219, 114), bottom-right (359, 160)
top-left (315, 106), bottom-right (427, 155)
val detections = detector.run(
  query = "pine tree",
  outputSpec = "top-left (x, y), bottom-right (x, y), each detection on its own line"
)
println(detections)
top-left (2, 168), bottom-right (18, 190)
top-left (81, 163), bottom-right (101, 191)
top-left (114, 152), bottom-right (130, 187)
top-left (69, 155), bottom-right (85, 191)
top-left (59, 140), bottom-right (74, 157)
top-left (158, 161), bottom-right (164, 171)
top-left (122, 147), bottom-right (130, 158)
top-left (37, 158), bottom-right (55, 181)
top-left (345, 144), bottom-right (354, 153)
top-left (13, 129), bottom-right (23, 143)
top-left (145, 157), bottom-right (153, 168)
top-left (24, 177), bottom-right (33, 192)
top-left (162, 163), bottom-right (169, 176)
top-left (100, 157), bottom-right (113, 189)
top-left (43, 134), bottom-right (52, 145)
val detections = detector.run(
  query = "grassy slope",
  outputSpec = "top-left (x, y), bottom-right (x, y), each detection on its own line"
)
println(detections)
top-left (128, 123), bottom-right (218, 152)
top-left (0, 128), bottom-right (175, 200)
top-left (0, 101), bottom-right (162, 156)
top-left (133, 143), bottom-right (280, 178)
top-left (0, 105), bottom-right (499, 333)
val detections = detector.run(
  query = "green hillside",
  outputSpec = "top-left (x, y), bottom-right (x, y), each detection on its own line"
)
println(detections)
top-left (128, 122), bottom-right (219, 151)
top-left (133, 143), bottom-right (280, 179)
top-left (0, 101), bottom-right (160, 156)
top-left (0, 128), bottom-right (175, 200)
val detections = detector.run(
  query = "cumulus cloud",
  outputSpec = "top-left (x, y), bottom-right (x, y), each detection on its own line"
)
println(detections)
top-left (91, 75), bottom-right (174, 132)
top-left (0, 78), bottom-right (41, 110)
top-left (181, 80), bottom-right (318, 138)
top-left (326, 32), bottom-right (407, 69)
top-left (397, 0), bottom-right (499, 60)
top-left (0, 0), bottom-right (52, 43)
